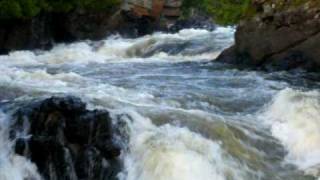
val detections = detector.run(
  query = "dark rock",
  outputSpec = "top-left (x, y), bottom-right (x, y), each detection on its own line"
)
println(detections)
top-left (0, 16), bottom-right (53, 53)
top-left (0, 0), bottom-right (186, 53)
top-left (142, 42), bottom-right (190, 57)
top-left (115, 11), bottom-right (157, 38)
top-left (0, 9), bottom-right (167, 53)
top-left (168, 16), bottom-right (216, 32)
top-left (0, 9), bottom-right (123, 53)
top-left (52, 9), bottom-right (123, 42)
top-left (10, 96), bottom-right (121, 180)
top-left (217, 4), bottom-right (320, 71)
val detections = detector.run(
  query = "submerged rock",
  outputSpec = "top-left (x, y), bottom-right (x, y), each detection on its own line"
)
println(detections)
top-left (10, 96), bottom-right (121, 180)
top-left (217, 1), bottom-right (320, 71)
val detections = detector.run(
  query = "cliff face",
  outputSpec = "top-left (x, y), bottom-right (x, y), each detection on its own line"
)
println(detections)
top-left (217, 0), bottom-right (320, 71)
top-left (122, 0), bottom-right (182, 28)
top-left (0, 10), bottom-right (123, 53)
top-left (0, 0), bottom-right (183, 54)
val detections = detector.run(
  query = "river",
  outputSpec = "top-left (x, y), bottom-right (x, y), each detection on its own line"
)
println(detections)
top-left (0, 27), bottom-right (320, 180)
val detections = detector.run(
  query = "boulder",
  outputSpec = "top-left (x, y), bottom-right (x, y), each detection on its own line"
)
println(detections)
top-left (168, 15), bottom-right (216, 32)
top-left (217, 1), bottom-right (320, 71)
top-left (10, 96), bottom-right (121, 180)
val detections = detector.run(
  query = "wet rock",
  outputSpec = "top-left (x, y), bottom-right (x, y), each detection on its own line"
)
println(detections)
top-left (116, 11), bottom-right (156, 37)
top-left (0, 0), bottom-right (184, 53)
top-left (0, 9), bottom-right (124, 53)
top-left (0, 11), bottom-right (165, 53)
top-left (0, 7), bottom-right (136, 53)
top-left (0, 16), bottom-right (53, 53)
top-left (10, 96), bottom-right (121, 180)
top-left (217, 1), bottom-right (320, 71)
top-left (168, 16), bottom-right (216, 32)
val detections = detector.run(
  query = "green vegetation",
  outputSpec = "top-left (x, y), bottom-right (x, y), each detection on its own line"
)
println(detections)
top-left (258, 0), bottom-right (320, 11)
top-left (2, 0), bottom-right (318, 23)
top-left (182, 0), bottom-right (320, 25)
top-left (0, 0), bottom-right (121, 19)
top-left (182, 0), bottom-right (253, 25)
top-left (205, 0), bottom-right (252, 25)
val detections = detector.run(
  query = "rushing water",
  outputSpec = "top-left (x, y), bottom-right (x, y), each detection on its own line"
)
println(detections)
top-left (0, 27), bottom-right (320, 180)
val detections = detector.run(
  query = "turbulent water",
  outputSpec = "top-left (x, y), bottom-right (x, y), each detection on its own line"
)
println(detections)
top-left (0, 27), bottom-right (320, 180)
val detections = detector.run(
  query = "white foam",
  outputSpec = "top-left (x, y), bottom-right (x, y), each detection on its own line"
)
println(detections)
top-left (38, 42), bottom-right (106, 65)
top-left (96, 29), bottom-right (216, 61)
top-left (0, 64), bottom-right (161, 110)
top-left (0, 27), bottom-right (235, 66)
top-left (0, 66), bottom-right (86, 94)
top-left (263, 88), bottom-right (320, 176)
top-left (0, 111), bottom-right (42, 180)
top-left (0, 27), bottom-right (237, 180)
top-left (118, 111), bottom-right (247, 180)
top-left (0, 51), bottom-right (40, 66)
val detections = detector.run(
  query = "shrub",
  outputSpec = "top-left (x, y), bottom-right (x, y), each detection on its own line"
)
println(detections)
top-left (0, 0), bottom-right (121, 19)
top-left (182, 0), bottom-right (252, 25)
top-left (0, 0), bottom-right (23, 19)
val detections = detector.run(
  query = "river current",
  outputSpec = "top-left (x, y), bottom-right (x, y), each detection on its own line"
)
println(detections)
top-left (0, 27), bottom-right (320, 180)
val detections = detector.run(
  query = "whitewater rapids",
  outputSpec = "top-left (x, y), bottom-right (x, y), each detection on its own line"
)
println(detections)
top-left (0, 27), bottom-right (319, 180)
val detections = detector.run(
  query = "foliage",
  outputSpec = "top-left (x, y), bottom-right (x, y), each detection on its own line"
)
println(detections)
top-left (182, 0), bottom-right (320, 25)
top-left (182, 0), bottom-right (253, 25)
top-left (205, 0), bottom-right (252, 25)
top-left (76, 0), bottom-right (121, 11)
top-left (0, 0), bottom-right (22, 18)
top-left (0, 0), bottom-right (121, 19)
top-left (3, 0), bottom-right (317, 23)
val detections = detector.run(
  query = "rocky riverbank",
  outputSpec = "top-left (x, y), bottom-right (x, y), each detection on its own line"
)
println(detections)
top-left (217, 0), bottom-right (320, 71)
top-left (0, 0), bottom-right (187, 54)
top-left (9, 96), bottom-right (122, 180)
top-left (0, 9), bottom-right (155, 54)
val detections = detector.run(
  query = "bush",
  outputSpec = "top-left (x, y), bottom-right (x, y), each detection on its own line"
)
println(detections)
top-left (0, 0), bottom-right (121, 19)
top-left (205, 0), bottom-right (252, 25)
top-left (0, 0), bottom-right (23, 19)
top-left (20, 0), bottom-right (41, 17)
top-left (77, 0), bottom-right (121, 11)
top-left (182, 0), bottom-right (252, 25)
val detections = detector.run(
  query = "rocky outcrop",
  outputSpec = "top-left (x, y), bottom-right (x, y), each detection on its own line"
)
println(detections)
top-left (0, 16), bottom-right (52, 54)
top-left (217, 1), bottom-right (320, 71)
top-left (121, 0), bottom-right (183, 35)
top-left (123, 0), bottom-right (182, 20)
top-left (10, 96), bottom-right (121, 180)
top-left (168, 15), bottom-right (216, 32)
top-left (0, 0), bottom-right (185, 54)
top-left (0, 9), bottom-right (161, 54)
top-left (0, 9), bottom-right (123, 54)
